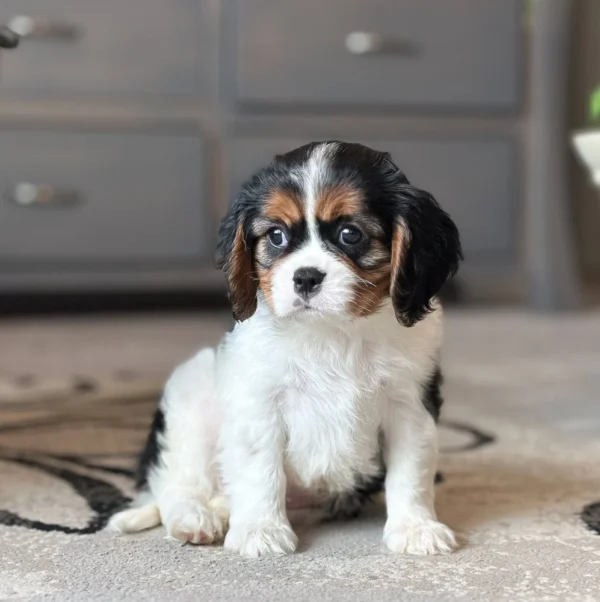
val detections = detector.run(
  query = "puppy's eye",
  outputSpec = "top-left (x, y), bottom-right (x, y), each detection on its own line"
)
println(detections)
top-left (339, 226), bottom-right (363, 246)
top-left (267, 228), bottom-right (288, 248)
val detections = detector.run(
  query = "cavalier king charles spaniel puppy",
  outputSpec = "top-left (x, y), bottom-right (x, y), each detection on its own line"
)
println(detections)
top-left (109, 141), bottom-right (462, 557)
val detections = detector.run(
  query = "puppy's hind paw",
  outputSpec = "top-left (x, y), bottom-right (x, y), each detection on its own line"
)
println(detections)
top-left (108, 504), bottom-right (160, 534)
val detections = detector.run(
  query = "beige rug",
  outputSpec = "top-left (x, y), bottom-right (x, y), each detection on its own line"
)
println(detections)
top-left (0, 311), bottom-right (599, 601)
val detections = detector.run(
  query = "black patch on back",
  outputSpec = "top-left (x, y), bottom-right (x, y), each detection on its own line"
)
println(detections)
top-left (135, 406), bottom-right (165, 490)
top-left (422, 367), bottom-right (444, 421)
top-left (582, 501), bottom-right (600, 535)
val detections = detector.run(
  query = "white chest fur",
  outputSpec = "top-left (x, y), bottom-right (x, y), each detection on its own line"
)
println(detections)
top-left (279, 333), bottom-right (384, 494)
top-left (217, 301), bottom-right (443, 498)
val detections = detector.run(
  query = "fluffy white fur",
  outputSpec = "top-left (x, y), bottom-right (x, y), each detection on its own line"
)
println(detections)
top-left (109, 142), bottom-right (457, 557)
top-left (110, 300), bottom-right (455, 556)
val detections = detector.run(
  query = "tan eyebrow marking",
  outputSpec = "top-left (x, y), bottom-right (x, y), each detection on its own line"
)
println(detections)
top-left (263, 188), bottom-right (304, 226)
top-left (315, 185), bottom-right (363, 222)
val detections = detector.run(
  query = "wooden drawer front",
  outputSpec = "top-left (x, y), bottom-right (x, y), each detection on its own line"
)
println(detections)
top-left (230, 137), bottom-right (517, 260)
top-left (0, 0), bottom-right (208, 97)
top-left (232, 0), bottom-right (521, 110)
top-left (0, 131), bottom-right (210, 262)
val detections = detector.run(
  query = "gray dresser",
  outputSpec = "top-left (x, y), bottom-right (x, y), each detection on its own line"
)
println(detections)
top-left (0, 0), bottom-right (537, 301)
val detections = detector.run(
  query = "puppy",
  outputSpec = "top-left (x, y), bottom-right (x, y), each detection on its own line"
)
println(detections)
top-left (109, 141), bottom-right (462, 557)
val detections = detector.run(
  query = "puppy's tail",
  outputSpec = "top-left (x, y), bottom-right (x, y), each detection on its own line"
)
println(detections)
top-left (108, 501), bottom-right (160, 534)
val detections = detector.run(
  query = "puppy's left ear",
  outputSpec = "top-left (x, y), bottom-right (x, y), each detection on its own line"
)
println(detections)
top-left (215, 198), bottom-right (258, 322)
top-left (390, 185), bottom-right (462, 327)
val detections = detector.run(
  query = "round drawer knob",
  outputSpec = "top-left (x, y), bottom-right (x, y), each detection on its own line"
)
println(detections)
top-left (345, 31), bottom-right (418, 57)
top-left (7, 15), bottom-right (82, 41)
top-left (345, 32), bottom-right (383, 55)
top-left (6, 183), bottom-right (83, 207)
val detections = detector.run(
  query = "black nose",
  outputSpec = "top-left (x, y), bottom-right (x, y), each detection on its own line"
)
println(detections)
top-left (293, 267), bottom-right (325, 298)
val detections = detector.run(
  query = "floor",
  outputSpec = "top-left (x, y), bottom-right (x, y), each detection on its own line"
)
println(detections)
top-left (0, 309), bottom-right (599, 601)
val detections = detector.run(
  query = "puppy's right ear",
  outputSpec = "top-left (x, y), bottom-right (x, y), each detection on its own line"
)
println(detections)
top-left (216, 199), bottom-right (258, 322)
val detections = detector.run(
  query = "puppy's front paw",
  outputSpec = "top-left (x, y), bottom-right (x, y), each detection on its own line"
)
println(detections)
top-left (164, 498), bottom-right (229, 545)
top-left (384, 520), bottom-right (457, 555)
top-left (224, 522), bottom-right (298, 558)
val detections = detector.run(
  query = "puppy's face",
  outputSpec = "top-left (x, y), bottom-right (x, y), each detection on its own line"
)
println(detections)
top-left (217, 142), bottom-right (462, 326)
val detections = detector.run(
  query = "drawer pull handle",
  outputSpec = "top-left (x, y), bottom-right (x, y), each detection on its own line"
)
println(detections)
top-left (6, 183), bottom-right (83, 208)
top-left (345, 32), bottom-right (418, 56)
top-left (7, 15), bottom-right (82, 41)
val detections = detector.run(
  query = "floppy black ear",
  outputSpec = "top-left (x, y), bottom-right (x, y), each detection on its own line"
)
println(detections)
top-left (215, 198), bottom-right (258, 322)
top-left (390, 185), bottom-right (462, 327)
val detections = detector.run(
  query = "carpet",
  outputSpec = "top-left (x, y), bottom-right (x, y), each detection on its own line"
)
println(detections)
top-left (0, 311), bottom-right (599, 601)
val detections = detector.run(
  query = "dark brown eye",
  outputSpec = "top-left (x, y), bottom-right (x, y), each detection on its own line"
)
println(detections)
top-left (339, 226), bottom-right (363, 246)
top-left (267, 228), bottom-right (288, 248)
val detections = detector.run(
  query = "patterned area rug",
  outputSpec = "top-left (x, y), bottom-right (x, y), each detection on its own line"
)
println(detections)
top-left (0, 379), bottom-right (160, 537)
top-left (1, 311), bottom-right (600, 602)
top-left (0, 376), bottom-right (599, 602)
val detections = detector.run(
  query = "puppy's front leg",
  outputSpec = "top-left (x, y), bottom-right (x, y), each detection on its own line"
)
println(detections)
top-left (382, 388), bottom-right (457, 555)
top-left (219, 391), bottom-right (296, 558)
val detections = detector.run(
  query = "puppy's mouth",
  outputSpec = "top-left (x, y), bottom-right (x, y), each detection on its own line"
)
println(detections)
top-left (291, 299), bottom-right (326, 316)
top-left (293, 299), bottom-right (314, 311)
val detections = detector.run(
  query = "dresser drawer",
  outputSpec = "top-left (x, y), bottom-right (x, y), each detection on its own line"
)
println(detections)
top-left (0, 0), bottom-right (208, 97)
top-left (0, 131), bottom-right (210, 262)
top-left (230, 137), bottom-right (517, 260)
top-left (232, 0), bottom-right (522, 110)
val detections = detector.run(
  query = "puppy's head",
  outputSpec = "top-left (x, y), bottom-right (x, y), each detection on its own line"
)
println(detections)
top-left (216, 141), bottom-right (462, 326)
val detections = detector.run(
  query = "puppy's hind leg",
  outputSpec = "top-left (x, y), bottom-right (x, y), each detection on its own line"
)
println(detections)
top-left (110, 348), bottom-right (228, 544)
top-left (153, 348), bottom-right (228, 544)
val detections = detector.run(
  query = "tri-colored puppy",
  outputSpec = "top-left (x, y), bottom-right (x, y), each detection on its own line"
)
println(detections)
top-left (110, 141), bottom-right (462, 557)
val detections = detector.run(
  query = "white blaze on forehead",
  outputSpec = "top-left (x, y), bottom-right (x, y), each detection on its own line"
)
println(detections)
top-left (267, 142), bottom-right (359, 318)
top-left (299, 142), bottom-right (338, 239)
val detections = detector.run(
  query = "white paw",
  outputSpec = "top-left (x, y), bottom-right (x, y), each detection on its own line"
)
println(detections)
top-left (108, 504), bottom-right (160, 534)
top-left (224, 522), bottom-right (298, 557)
top-left (164, 498), bottom-right (229, 545)
top-left (384, 520), bottom-right (457, 555)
